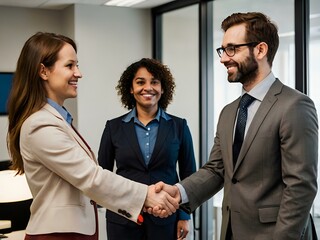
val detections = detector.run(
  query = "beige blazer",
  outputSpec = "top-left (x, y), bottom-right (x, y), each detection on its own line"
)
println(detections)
top-left (181, 79), bottom-right (318, 240)
top-left (20, 104), bottom-right (147, 235)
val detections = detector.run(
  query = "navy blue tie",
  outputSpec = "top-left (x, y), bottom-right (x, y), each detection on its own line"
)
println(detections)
top-left (233, 94), bottom-right (255, 166)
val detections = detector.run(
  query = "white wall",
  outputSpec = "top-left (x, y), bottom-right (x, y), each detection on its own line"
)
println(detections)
top-left (0, 4), bottom-right (151, 160)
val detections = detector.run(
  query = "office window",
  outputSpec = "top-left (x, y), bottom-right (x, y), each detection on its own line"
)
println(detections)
top-left (162, 5), bottom-right (200, 168)
top-left (161, 4), bottom-right (200, 239)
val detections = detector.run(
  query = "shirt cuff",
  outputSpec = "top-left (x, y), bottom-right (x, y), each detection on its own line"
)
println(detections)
top-left (175, 183), bottom-right (189, 204)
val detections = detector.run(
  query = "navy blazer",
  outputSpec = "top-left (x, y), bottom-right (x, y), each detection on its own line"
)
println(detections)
top-left (98, 111), bottom-right (196, 226)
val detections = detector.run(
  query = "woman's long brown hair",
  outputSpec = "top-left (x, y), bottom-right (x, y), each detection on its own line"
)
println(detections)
top-left (7, 32), bottom-right (77, 174)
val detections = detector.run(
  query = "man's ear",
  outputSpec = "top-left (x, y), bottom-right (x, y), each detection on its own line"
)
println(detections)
top-left (256, 42), bottom-right (268, 60)
top-left (39, 63), bottom-right (49, 80)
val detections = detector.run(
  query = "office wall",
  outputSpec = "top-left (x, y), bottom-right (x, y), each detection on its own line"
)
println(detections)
top-left (0, 4), bottom-right (151, 160)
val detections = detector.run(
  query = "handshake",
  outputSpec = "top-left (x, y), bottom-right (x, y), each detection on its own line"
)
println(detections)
top-left (143, 181), bottom-right (182, 218)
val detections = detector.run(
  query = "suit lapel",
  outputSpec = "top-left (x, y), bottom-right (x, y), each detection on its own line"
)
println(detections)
top-left (148, 118), bottom-right (172, 166)
top-left (122, 120), bottom-right (147, 167)
top-left (69, 125), bottom-right (96, 162)
top-left (234, 79), bottom-right (283, 171)
top-left (225, 98), bottom-right (241, 173)
top-left (44, 104), bottom-right (96, 162)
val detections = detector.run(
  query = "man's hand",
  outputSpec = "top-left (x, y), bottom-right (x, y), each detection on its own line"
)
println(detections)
top-left (144, 182), bottom-right (181, 217)
top-left (144, 184), bottom-right (179, 218)
top-left (155, 181), bottom-right (181, 203)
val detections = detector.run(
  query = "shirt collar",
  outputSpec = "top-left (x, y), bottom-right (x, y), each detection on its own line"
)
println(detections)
top-left (47, 98), bottom-right (73, 125)
top-left (122, 107), bottom-right (171, 123)
top-left (242, 71), bottom-right (276, 102)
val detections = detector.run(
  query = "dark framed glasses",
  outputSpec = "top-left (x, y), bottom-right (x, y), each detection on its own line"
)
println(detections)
top-left (216, 42), bottom-right (259, 58)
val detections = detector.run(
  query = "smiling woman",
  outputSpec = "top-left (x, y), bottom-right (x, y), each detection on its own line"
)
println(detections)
top-left (6, 32), bottom-right (180, 240)
top-left (98, 58), bottom-right (196, 240)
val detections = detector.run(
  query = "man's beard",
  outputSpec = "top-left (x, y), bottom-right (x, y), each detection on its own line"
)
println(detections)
top-left (228, 52), bottom-right (258, 85)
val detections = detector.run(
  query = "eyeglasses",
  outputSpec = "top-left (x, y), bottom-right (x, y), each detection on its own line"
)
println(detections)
top-left (216, 42), bottom-right (259, 58)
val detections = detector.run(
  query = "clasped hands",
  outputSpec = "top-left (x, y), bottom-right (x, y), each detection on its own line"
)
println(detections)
top-left (144, 181), bottom-right (181, 218)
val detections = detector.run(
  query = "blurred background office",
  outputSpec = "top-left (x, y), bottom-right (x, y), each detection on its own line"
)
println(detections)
top-left (0, 0), bottom-right (319, 239)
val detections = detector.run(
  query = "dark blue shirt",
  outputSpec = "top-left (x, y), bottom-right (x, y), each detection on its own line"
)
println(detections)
top-left (122, 108), bottom-right (171, 165)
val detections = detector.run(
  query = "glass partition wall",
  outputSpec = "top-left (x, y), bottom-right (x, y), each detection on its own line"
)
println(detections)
top-left (308, 0), bottom-right (320, 223)
top-left (153, 0), bottom-right (318, 239)
top-left (162, 5), bottom-right (200, 239)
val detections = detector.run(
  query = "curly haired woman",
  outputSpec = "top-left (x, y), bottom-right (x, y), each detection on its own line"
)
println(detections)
top-left (98, 58), bottom-right (196, 240)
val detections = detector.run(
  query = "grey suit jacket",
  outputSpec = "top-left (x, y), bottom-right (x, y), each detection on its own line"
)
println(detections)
top-left (20, 104), bottom-right (148, 235)
top-left (181, 79), bottom-right (318, 240)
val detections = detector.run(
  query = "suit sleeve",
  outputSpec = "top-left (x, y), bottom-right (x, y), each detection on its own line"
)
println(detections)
top-left (180, 109), bottom-right (226, 213)
top-left (98, 120), bottom-right (115, 171)
top-left (177, 119), bottom-right (197, 220)
top-left (274, 94), bottom-right (318, 239)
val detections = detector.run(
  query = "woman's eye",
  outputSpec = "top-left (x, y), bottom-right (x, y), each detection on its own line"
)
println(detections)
top-left (152, 80), bottom-right (160, 85)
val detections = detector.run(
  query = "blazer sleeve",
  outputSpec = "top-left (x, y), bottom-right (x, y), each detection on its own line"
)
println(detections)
top-left (177, 119), bottom-right (197, 220)
top-left (179, 109), bottom-right (226, 213)
top-left (98, 120), bottom-right (115, 171)
top-left (20, 114), bottom-right (147, 224)
top-left (273, 93), bottom-right (318, 239)
top-left (177, 119), bottom-right (197, 180)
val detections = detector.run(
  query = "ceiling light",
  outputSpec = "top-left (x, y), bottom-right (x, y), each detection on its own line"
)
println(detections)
top-left (104, 0), bottom-right (146, 7)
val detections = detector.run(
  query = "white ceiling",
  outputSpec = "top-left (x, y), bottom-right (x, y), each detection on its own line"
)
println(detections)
top-left (0, 0), bottom-right (175, 10)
